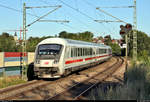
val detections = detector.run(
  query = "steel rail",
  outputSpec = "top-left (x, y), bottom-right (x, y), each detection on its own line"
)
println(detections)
top-left (0, 80), bottom-right (48, 99)
top-left (74, 57), bottom-right (124, 100)
top-left (47, 57), bottom-right (124, 100)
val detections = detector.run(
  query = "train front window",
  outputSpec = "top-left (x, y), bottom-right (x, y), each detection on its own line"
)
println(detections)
top-left (37, 44), bottom-right (62, 59)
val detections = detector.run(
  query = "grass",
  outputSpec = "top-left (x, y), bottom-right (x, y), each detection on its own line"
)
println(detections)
top-left (88, 62), bottom-right (150, 100)
top-left (0, 76), bottom-right (27, 89)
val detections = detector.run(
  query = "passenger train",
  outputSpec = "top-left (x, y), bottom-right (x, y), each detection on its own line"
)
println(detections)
top-left (27, 38), bottom-right (112, 80)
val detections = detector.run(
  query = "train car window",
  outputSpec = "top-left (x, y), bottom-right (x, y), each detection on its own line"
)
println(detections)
top-left (87, 48), bottom-right (89, 55)
top-left (80, 48), bottom-right (82, 56)
top-left (75, 48), bottom-right (77, 57)
top-left (96, 48), bottom-right (99, 54)
top-left (71, 48), bottom-right (73, 57)
top-left (92, 48), bottom-right (95, 55)
top-left (85, 48), bottom-right (87, 56)
top-left (84, 48), bottom-right (86, 56)
top-left (78, 48), bottom-right (80, 56)
top-left (74, 48), bottom-right (77, 57)
top-left (104, 49), bottom-right (106, 53)
top-left (90, 48), bottom-right (92, 55)
top-left (81, 48), bottom-right (83, 56)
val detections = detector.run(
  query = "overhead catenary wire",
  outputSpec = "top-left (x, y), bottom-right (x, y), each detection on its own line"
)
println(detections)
top-left (39, 0), bottom-right (99, 34)
top-left (0, 3), bottom-right (39, 18)
top-left (82, 0), bottom-right (114, 36)
top-left (38, 0), bottom-right (84, 32)
top-left (57, 0), bottom-right (102, 34)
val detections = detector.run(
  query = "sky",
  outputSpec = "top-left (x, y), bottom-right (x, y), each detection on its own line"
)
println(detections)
top-left (0, 0), bottom-right (149, 39)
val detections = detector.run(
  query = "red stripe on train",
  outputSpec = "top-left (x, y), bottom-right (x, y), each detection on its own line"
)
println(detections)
top-left (85, 54), bottom-right (110, 61)
top-left (65, 54), bottom-right (111, 64)
top-left (4, 52), bottom-right (27, 57)
top-left (65, 59), bottom-right (83, 64)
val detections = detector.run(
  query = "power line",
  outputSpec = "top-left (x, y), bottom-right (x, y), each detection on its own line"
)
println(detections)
top-left (38, 0), bottom-right (84, 31)
top-left (60, 23), bottom-right (83, 32)
top-left (26, 5), bottom-right (62, 27)
top-left (58, 0), bottom-right (95, 20)
top-left (82, 0), bottom-right (115, 36)
top-left (96, 7), bottom-right (127, 24)
top-left (40, 0), bottom-right (99, 34)
top-left (57, 0), bottom-right (103, 34)
top-left (0, 3), bottom-right (39, 17)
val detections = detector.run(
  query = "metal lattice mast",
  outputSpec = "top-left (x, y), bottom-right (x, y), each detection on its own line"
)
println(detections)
top-left (133, 0), bottom-right (137, 62)
top-left (21, 3), bottom-right (68, 79)
top-left (22, 3), bottom-right (27, 79)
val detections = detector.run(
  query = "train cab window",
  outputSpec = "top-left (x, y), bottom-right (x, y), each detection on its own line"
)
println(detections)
top-left (37, 44), bottom-right (62, 59)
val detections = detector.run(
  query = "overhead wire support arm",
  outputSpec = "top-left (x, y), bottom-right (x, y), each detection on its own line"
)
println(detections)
top-left (98, 6), bottom-right (134, 8)
top-left (26, 5), bottom-right (61, 9)
top-left (26, 5), bottom-right (62, 27)
top-left (96, 7), bottom-right (127, 24)
top-left (38, 20), bottom-right (69, 23)
top-left (94, 20), bottom-right (122, 23)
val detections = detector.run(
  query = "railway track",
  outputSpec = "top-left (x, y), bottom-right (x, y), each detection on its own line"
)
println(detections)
top-left (0, 57), bottom-right (124, 100)
top-left (0, 80), bottom-right (52, 99)
top-left (47, 57), bottom-right (124, 100)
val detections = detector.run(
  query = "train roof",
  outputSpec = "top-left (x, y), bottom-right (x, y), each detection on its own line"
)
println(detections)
top-left (38, 38), bottom-right (111, 49)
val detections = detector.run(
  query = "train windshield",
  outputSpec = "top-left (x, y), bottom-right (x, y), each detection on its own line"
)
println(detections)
top-left (37, 44), bottom-right (62, 59)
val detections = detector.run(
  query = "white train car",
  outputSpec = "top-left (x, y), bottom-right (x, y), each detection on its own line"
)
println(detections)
top-left (27, 38), bottom-right (112, 80)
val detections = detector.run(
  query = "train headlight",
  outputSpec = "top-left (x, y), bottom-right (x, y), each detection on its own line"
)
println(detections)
top-left (36, 60), bottom-right (40, 64)
top-left (53, 59), bottom-right (58, 64)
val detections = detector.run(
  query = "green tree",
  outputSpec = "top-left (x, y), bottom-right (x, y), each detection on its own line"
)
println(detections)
top-left (0, 32), bottom-right (18, 52)
top-left (104, 35), bottom-right (112, 45)
top-left (58, 31), bottom-right (94, 42)
top-left (110, 43), bottom-right (121, 55)
top-left (126, 30), bottom-right (150, 57)
top-left (26, 36), bottom-right (53, 52)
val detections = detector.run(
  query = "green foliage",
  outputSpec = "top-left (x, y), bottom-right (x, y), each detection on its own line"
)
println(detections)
top-left (59, 31), bottom-right (94, 42)
top-left (110, 43), bottom-right (121, 55)
top-left (126, 30), bottom-right (150, 58)
top-left (0, 77), bottom-right (26, 89)
top-left (0, 32), bottom-right (19, 52)
top-left (103, 35), bottom-right (121, 55)
top-left (104, 35), bottom-right (112, 45)
top-left (26, 36), bottom-right (53, 52)
top-left (88, 64), bottom-right (150, 100)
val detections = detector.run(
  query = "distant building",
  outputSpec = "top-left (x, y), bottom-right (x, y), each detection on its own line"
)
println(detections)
top-left (111, 39), bottom-right (118, 44)
top-left (13, 32), bottom-right (20, 45)
top-left (14, 32), bottom-right (18, 41)
top-left (92, 38), bottom-right (104, 44)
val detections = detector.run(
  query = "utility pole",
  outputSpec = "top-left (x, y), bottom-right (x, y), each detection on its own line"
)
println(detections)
top-left (125, 34), bottom-right (128, 70)
top-left (133, 0), bottom-right (137, 63)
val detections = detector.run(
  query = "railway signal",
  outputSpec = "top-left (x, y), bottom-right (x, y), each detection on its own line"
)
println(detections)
top-left (120, 25), bottom-right (126, 35)
top-left (119, 23), bottom-right (132, 74)
top-left (120, 23), bottom-right (132, 36)
top-left (125, 23), bottom-right (132, 33)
